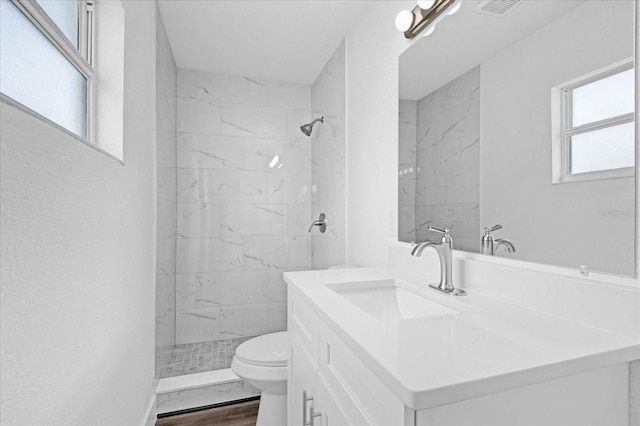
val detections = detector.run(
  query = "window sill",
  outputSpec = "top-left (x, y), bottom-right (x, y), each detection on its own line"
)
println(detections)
top-left (552, 166), bottom-right (634, 184)
top-left (1, 94), bottom-right (125, 165)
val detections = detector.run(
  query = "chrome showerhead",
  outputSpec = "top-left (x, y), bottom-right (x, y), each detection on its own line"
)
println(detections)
top-left (300, 117), bottom-right (324, 136)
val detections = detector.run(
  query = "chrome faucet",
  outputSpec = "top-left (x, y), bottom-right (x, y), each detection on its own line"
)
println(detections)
top-left (495, 239), bottom-right (516, 253)
top-left (308, 213), bottom-right (327, 233)
top-left (481, 224), bottom-right (516, 255)
top-left (411, 226), bottom-right (466, 296)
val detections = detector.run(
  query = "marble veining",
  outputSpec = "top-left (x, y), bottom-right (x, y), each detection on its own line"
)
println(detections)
top-left (174, 67), bottom-right (313, 343)
top-left (399, 99), bottom-right (418, 243)
top-left (401, 66), bottom-right (480, 247)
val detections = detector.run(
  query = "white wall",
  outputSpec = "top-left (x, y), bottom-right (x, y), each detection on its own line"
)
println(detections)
top-left (311, 40), bottom-right (346, 269)
top-left (0, 1), bottom-right (157, 424)
top-left (345, 1), bottom-right (418, 266)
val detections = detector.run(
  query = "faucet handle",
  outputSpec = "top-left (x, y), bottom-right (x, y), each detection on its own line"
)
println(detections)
top-left (427, 225), bottom-right (450, 235)
top-left (484, 224), bottom-right (502, 234)
top-left (427, 225), bottom-right (452, 243)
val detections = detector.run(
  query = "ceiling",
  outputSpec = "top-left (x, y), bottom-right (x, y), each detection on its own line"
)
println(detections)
top-left (158, 0), bottom-right (372, 85)
top-left (399, 0), bottom-right (586, 100)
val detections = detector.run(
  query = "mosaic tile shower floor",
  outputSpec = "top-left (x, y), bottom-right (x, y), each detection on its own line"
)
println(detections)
top-left (158, 336), bottom-right (254, 378)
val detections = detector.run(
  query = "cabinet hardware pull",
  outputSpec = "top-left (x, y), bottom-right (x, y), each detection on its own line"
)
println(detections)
top-left (309, 405), bottom-right (322, 426)
top-left (303, 390), bottom-right (314, 426)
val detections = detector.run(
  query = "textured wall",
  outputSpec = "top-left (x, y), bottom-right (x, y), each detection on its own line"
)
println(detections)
top-left (414, 67), bottom-right (480, 251)
top-left (155, 5), bottom-right (177, 372)
top-left (311, 40), bottom-right (346, 269)
top-left (173, 69), bottom-right (312, 344)
top-left (0, 1), bottom-right (157, 424)
top-left (345, 1), bottom-right (416, 266)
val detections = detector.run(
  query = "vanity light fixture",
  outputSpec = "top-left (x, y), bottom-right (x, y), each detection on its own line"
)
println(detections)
top-left (417, 0), bottom-right (436, 10)
top-left (395, 0), bottom-right (459, 39)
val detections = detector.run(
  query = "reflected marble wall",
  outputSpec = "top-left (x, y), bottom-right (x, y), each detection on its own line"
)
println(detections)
top-left (413, 66), bottom-right (480, 252)
top-left (174, 68), bottom-right (312, 344)
top-left (310, 41), bottom-right (346, 269)
top-left (399, 99), bottom-right (417, 242)
top-left (156, 7), bottom-right (177, 374)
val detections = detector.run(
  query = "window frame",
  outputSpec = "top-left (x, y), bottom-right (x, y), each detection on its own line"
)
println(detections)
top-left (6, 0), bottom-right (95, 143)
top-left (552, 60), bottom-right (635, 184)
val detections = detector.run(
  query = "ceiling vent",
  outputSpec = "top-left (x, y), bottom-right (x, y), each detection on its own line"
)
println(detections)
top-left (474, 0), bottom-right (522, 17)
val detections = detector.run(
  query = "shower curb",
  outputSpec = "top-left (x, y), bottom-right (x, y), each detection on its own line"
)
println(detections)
top-left (155, 368), bottom-right (260, 414)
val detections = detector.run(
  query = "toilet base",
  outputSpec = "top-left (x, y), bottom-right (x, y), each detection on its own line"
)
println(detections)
top-left (256, 391), bottom-right (287, 426)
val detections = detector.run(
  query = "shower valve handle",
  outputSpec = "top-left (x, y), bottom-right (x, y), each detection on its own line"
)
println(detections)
top-left (308, 213), bottom-right (327, 233)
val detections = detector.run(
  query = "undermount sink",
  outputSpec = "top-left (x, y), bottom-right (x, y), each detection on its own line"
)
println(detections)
top-left (327, 279), bottom-right (459, 321)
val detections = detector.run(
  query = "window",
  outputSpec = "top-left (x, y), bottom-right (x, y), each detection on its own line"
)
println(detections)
top-left (0, 0), bottom-right (94, 141)
top-left (552, 62), bottom-right (635, 183)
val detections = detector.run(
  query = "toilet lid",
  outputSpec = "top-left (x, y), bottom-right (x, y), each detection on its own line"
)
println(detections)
top-left (235, 332), bottom-right (289, 367)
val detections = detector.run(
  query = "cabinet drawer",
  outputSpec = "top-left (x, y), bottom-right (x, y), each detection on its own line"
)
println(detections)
top-left (318, 322), bottom-right (404, 426)
top-left (316, 372), bottom-right (369, 426)
top-left (288, 287), bottom-right (319, 366)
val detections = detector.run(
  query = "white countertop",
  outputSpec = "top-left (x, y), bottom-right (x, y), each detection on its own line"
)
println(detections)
top-left (284, 267), bottom-right (640, 410)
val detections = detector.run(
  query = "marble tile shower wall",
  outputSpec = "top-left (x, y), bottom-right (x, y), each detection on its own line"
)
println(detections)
top-left (175, 68), bottom-right (312, 344)
top-left (399, 99), bottom-right (418, 242)
top-left (155, 7), bottom-right (177, 368)
top-left (415, 66), bottom-right (480, 251)
top-left (310, 41), bottom-right (346, 269)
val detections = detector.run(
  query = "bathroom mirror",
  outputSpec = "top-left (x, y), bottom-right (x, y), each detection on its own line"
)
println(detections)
top-left (398, 0), bottom-right (636, 276)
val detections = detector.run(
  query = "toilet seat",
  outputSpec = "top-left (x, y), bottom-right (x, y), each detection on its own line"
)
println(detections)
top-left (235, 331), bottom-right (288, 367)
top-left (231, 332), bottom-right (289, 426)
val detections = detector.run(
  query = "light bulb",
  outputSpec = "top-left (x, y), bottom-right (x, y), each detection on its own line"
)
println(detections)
top-left (422, 24), bottom-right (436, 37)
top-left (417, 0), bottom-right (436, 9)
top-left (446, 1), bottom-right (461, 15)
top-left (395, 10), bottom-right (414, 32)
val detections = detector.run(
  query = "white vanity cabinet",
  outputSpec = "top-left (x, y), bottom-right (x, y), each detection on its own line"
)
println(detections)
top-left (288, 287), bottom-right (407, 426)
top-left (288, 281), bottom-right (631, 426)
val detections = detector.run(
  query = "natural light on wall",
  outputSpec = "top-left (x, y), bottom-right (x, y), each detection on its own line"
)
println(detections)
top-left (568, 66), bottom-right (634, 175)
top-left (35, 0), bottom-right (80, 47)
top-left (0, 0), bottom-right (125, 161)
top-left (0, 0), bottom-right (88, 139)
top-left (552, 62), bottom-right (635, 183)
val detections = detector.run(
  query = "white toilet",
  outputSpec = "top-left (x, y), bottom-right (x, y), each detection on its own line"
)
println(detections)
top-left (231, 332), bottom-right (288, 426)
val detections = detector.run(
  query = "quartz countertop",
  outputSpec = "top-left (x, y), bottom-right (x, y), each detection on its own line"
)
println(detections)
top-left (284, 267), bottom-right (640, 410)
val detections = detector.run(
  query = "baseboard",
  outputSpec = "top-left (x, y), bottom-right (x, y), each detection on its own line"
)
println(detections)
top-left (157, 395), bottom-right (261, 418)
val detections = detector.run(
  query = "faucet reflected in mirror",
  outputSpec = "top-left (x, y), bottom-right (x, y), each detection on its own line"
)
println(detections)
top-left (481, 224), bottom-right (516, 256)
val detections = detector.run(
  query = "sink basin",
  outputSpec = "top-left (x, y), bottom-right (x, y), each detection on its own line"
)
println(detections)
top-left (327, 279), bottom-right (459, 321)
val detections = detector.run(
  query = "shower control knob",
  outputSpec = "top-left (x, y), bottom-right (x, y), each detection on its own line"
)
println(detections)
top-left (308, 213), bottom-right (327, 233)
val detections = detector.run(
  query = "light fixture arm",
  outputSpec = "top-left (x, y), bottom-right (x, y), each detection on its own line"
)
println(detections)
top-left (403, 0), bottom-right (456, 39)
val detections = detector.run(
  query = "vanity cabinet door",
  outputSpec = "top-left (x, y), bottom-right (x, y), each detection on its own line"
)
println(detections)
top-left (289, 333), bottom-right (317, 426)
top-left (314, 373), bottom-right (352, 426)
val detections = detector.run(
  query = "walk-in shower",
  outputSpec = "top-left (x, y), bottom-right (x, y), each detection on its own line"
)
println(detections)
top-left (300, 116), bottom-right (324, 136)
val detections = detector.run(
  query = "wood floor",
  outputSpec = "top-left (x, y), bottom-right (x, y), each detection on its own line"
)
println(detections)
top-left (156, 400), bottom-right (259, 426)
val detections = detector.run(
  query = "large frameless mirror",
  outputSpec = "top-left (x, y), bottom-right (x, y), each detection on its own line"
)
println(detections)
top-left (398, 0), bottom-right (636, 276)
